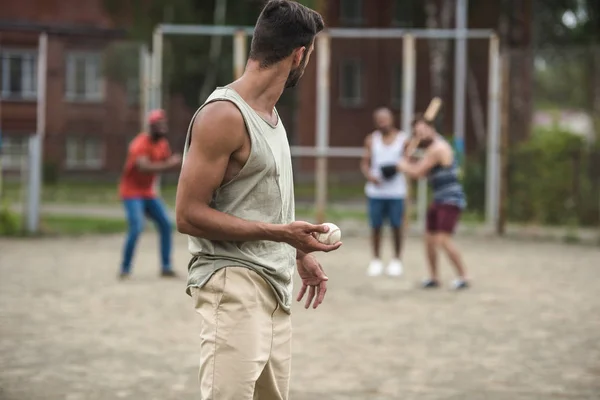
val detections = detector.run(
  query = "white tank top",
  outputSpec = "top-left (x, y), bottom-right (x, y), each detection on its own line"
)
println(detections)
top-left (365, 130), bottom-right (408, 199)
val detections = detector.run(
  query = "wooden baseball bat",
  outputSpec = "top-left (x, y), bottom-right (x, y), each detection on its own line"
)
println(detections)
top-left (424, 96), bottom-right (442, 122)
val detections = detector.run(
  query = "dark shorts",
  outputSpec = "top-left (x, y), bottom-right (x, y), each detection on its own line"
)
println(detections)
top-left (368, 198), bottom-right (405, 229)
top-left (426, 203), bottom-right (462, 234)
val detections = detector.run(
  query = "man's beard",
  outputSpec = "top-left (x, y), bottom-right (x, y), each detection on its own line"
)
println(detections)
top-left (284, 65), bottom-right (303, 88)
top-left (150, 129), bottom-right (167, 141)
top-left (284, 53), bottom-right (308, 89)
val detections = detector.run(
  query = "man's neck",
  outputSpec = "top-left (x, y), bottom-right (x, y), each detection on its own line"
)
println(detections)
top-left (380, 128), bottom-right (398, 136)
top-left (228, 60), bottom-right (289, 115)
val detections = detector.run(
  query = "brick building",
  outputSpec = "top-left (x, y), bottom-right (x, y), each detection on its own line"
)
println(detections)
top-left (0, 0), bottom-right (532, 181)
top-left (0, 0), bottom-right (139, 179)
top-left (294, 0), bottom-right (533, 178)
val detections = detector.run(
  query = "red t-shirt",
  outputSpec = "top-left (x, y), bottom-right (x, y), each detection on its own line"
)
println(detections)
top-left (119, 133), bottom-right (172, 199)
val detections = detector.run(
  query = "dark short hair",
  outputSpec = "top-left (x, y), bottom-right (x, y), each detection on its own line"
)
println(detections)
top-left (411, 112), bottom-right (435, 128)
top-left (249, 0), bottom-right (325, 68)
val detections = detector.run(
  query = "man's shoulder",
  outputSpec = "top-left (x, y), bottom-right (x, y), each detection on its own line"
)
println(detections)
top-left (428, 138), bottom-right (450, 158)
top-left (131, 133), bottom-right (147, 143)
top-left (365, 130), bottom-right (381, 144)
top-left (129, 133), bottom-right (149, 151)
top-left (191, 101), bottom-right (247, 151)
top-left (196, 100), bottom-right (244, 128)
top-left (397, 130), bottom-right (410, 141)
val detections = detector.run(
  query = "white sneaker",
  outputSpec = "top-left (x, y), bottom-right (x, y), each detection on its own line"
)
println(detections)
top-left (451, 278), bottom-right (470, 290)
top-left (367, 259), bottom-right (384, 277)
top-left (386, 259), bottom-right (403, 277)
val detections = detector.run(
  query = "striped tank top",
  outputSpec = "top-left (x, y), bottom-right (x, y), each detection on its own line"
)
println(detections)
top-left (427, 154), bottom-right (467, 210)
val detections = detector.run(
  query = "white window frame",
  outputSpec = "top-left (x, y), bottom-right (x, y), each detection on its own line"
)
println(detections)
top-left (340, 0), bottom-right (363, 25)
top-left (339, 59), bottom-right (364, 107)
top-left (65, 51), bottom-right (104, 102)
top-left (0, 135), bottom-right (30, 170)
top-left (65, 136), bottom-right (104, 170)
top-left (126, 76), bottom-right (140, 106)
top-left (0, 49), bottom-right (38, 101)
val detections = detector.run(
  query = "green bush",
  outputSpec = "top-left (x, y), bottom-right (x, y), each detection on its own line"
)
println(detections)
top-left (460, 127), bottom-right (600, 227)
top-left (462, 151), bottom-right (486, 218)
top-left (43, 161), bottom-right (59, 185)
top-left (507, 126), bottom-right (599, 226)
top-left (0, 202), bottom-right (21, 236)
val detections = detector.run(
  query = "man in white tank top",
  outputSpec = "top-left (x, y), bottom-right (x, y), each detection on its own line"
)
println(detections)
top-left (360, 108), bottom-right (408, 277)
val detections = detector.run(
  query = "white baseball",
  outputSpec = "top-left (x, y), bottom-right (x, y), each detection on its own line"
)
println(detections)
top-left (315, 223), bottom-right (342, 245)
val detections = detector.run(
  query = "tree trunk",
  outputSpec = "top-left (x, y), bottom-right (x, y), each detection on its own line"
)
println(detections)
top-left (199, 0), bottom-right (228, 104)
top-left (467, 65), bottom-right (486, 149)
top-left (592, 45), bottom-right (600, 141)
top-left (425, 0), bottom-right (455, 129)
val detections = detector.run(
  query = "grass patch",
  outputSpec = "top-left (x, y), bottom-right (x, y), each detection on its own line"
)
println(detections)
top-left (296, 206), bottom-right (367, 221)
top-left (4, 208), bottom-right (367, 238)
top-left (2, 181), bottom-right (177, 206)
top-left (1, 181), bottom-right (366, 206)
top-left (0, 214), bottom-right (129, 237)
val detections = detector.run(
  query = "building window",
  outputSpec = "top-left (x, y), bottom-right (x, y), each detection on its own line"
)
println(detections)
top-left (126, 77), bottom-right (140, 106)
top-left (391, 64), bottom-right (403, 107)
top-left (0, 135), bottom-right (29, 170)
top-left (65, 136), bottom-right (104, 169)
top-left (340, 0), bottom-right (363, 25)
top-left (0, 50), bottom-right (37, 100)
top-left (65, 52), bottom-right (103, 102)
top-left (339, 60), bottom-right (363, 107)
top-left (394, 0), bottom-right (417, 27)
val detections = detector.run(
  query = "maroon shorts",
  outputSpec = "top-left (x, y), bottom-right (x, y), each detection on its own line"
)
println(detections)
top-left (426, 203), bottom-right (462, 234)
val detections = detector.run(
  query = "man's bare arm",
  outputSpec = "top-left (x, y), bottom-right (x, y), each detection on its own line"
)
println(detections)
top-left (398, 144), bottom-right (442, 179)
top-left (360, 134), bottom-right (381, 184)
top-left (175, 102), bottom-right (285, 241)
top-left (136, 155), bottom-right (180, 173)
top-left (175, 102), bottom-right (341, 255)
top-left (360, 135), bottom-right (372, 179)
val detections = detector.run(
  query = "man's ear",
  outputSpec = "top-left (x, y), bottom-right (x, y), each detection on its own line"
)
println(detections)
top-left (293, 46), bottom-right (306, 67)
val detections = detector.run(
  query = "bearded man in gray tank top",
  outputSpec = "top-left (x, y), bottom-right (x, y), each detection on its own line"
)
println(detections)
top-left (397, 114), bottom-right (469, 290)
top-left (175, 1), bottom-right (341, 399)
top-left (361, 108), bottom-right (409, 277)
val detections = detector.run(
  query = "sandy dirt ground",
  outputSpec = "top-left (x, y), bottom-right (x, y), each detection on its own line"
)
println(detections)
top-left (1, 233), bottom-right (599, 400)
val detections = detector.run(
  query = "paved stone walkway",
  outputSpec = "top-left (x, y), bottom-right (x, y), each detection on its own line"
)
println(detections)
top-left (1, 234), bottom-right (599, 399)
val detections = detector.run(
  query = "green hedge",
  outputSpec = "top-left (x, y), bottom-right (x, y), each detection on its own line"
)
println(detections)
top-left (0, 201), bottom-right (20, 236)
top-left (461, 127), bottom-right (600, 227)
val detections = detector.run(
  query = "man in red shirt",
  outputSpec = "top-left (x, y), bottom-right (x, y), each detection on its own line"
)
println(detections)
top-left (118, 109), bottom-right (182, 278)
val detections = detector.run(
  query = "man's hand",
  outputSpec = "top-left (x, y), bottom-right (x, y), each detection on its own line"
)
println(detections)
top-left (283, 221), bottom-right (342, 254)
top-left (367, 174), bottom-right (381, 185)
top-left (397, 159), bottom-right (410, 172)
top-left (167, 153), bottom-right (182, 167)
top-left (296, 253), bottom-right (328, 309)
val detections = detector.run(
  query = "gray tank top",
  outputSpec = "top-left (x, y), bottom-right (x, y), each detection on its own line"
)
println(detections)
top-left (427, 138), bottom-right (467, 209)
top-left (182, 87), bottom-right (296, 312)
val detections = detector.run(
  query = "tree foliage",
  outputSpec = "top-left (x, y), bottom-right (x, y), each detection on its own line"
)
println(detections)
top-left (102, 0), bottom-right (315, 108)
top-left (534, 0), bottom-right (600, 46)
top-left (533, 0), bottom-right (600, 138)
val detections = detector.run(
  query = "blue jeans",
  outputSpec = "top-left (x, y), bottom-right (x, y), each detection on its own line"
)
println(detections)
top-left (368, 198), bottom-right (405, 229)
top-left (121, 197), bottom-right (173, 274)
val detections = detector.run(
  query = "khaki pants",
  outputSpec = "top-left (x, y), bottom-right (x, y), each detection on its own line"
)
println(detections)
top-left (191, 267), bottom-right (292, 400)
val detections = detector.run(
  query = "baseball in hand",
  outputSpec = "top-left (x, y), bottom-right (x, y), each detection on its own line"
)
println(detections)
top-left (315, 223), bottom-right (342, 245)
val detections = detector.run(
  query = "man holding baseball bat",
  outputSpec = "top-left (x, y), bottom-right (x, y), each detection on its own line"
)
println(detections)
top-left (361, 107), bottom-right (409, 277)
top-left (398, 113), bottom-right (469, 290)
